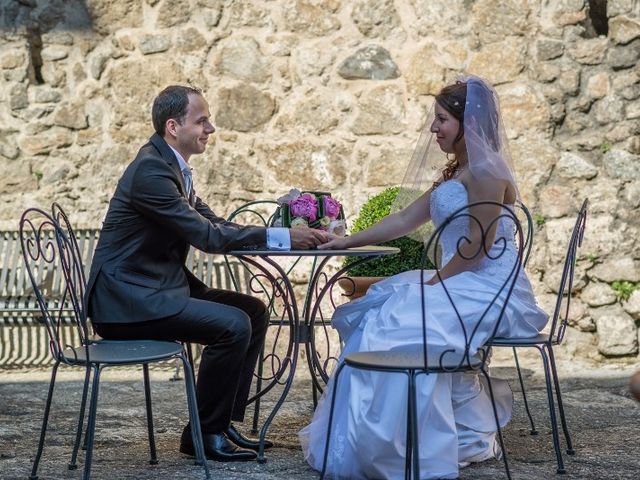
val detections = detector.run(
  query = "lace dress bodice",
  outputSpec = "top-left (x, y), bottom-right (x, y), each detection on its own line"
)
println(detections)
top-left (430, 179), bottom-right (519, 273)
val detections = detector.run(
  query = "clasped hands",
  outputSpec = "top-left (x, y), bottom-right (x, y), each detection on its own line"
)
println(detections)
top-left (289, 228), bottom-right (349, 250)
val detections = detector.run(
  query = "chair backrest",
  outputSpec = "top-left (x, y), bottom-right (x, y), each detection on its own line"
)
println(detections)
top-left (19, 207), bottom-right (90, 364)
top-left (549, 198), bottom-right (588, 344)
top-left (420, 201), bottom-right (524, 371)
top-left (514, 200), bottom-right (534, 267)
top-left (227, 200), bottom-right (280, 226)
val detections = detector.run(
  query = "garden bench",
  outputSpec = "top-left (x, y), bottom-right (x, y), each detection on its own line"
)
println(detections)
top-left (0, 228), bottom-right (251, 367)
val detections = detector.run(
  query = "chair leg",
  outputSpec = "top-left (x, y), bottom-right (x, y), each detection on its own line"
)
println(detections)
top-left (252, 344), bottom-right (265, 435)
top-left (547, 346), bottom-right (575, 455)
top-left (512, 347), bottom-right (537, 435)
top-left (409, 371), bottom-right (420, 480)
top-left (186, 343), bottom-right (197, 385)
top-left (82, 365), bottom-right (102, 480)
top-left (537, 347), bottom-right (566, 474)
top-left (143, 363), bottom-right (158, 465)
top-left (320, 362), bottom-right (346, 480)
top-left (69, 365), bottom-right (92, 470)
top-left (481, 367), bottom-right (512, 480)
top-left (29, 361), bottom-right (60, 480)
top-left (181, 354), bottom-right (211, 479)
top-left (404, 372), bottom-right (413, 479)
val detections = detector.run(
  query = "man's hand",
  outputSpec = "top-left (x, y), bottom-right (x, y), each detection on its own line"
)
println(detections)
top-left (289, 227), bottom-right (329, 250)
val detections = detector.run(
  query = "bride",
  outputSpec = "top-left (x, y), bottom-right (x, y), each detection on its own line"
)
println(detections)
top-left (299, 76), bottom-right (549, 479)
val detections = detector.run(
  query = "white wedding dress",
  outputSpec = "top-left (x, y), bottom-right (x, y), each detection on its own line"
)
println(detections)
top-left (300, 180), bottom-right (549, 479)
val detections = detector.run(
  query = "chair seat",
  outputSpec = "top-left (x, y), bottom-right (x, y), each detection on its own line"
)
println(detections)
top-left (62, 340), bottom-right (184, 365)
top-left (345, 345), bottom-right (482, 372)
top-left (492, 333), bottom-right (552, 346)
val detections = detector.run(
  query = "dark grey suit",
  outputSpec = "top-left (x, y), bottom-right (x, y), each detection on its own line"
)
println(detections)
top-left (86, 133), bottom-right (269, 432)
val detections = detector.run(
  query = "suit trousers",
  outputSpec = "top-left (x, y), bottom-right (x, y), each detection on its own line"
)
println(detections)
top-left (94, 288), bottom-right (269, 433)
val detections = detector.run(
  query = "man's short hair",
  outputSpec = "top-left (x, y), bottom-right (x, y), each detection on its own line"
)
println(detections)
top-left (152, 85), bottom-right (202, 136)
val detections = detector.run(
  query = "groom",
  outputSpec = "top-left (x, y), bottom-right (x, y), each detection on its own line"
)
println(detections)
top-left (85, 85), bottom-right (328, 461)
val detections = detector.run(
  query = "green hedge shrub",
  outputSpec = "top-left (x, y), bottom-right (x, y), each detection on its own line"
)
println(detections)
top-left (344, 186), bottom-right (434, 276)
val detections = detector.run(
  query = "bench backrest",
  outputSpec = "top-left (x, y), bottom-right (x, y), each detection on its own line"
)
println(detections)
top-left (2, 229), bottom-right (251, 318)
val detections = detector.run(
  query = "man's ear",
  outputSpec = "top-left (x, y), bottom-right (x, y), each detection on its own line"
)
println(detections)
top-left (165, 118), bottom-right (178, 137)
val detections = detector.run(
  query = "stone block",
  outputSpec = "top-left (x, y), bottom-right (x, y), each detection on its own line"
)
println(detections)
top-left (555, 152), bottom-right (598, 179)
top-left (156, 0), bottom-right (191, 28)
top-left (282, 0), bottom-right (341, 36)
top-left (85, 0), bottom-right (142, 34)
top-left (538, 184), bottom-right (576, 218)
top-left (468, 38), bottom-right (526, 85)
top-left (139, 34), bottom-right (171, 55)
top-left (1, 52), bottom-right (25, 69)
top-left (10, 83), bottom-right (28, 110)
top-left (585, 72), bottom-right (609, 99)
top-left (351, 0), bottom-right (400, 38)
top-left (176, 27), bottom-right (207, 53)
top-left (292, 44), bottom-right (335, 79)
top-left (32, 86), bottom-right (62, 103)
top-left (471, 0), bottom-right (528, 44)
top-left (256, 139), bottom-right (348, 190)
top-left (41, 45), bottom-right (69, 61)
top-left (17, 127), bottom-right (73, 155)
top-left (217, 37), bottom-right (270, 83)
top-left (595, 307), bottom-right (638, 356)
top-left (622, 181), bottom-right (640, 208)
top-left (274, 88), bottom-right (340, 135)
top-left (607, 38), bottom-right (640, 70)
top-left (536, 39), bottom-right (564, 61)
top-left (623, 289), bottom-right (640, 320)
top-left (215, 84), bottom-right (275, 132)
top-left (609, 15), bottom-right (640, 45)
top-left (552, 1), bottom-right (587, 26)
top-left (337, 45), bottom-right (399, 80)
top-left (581, 282), bottom-right (618, 307)
top-left (227, 0), bottom-right (273, 28)
top-left (593, 96), bottom-right (626, 124)
top-left (350, 85), bottom-right (405, 135)
top-left (405, 43), bottom-right (446, 95)
top-left (603, 149), bottom-right (640, 180)
top-left (54, 103), bottom-right (88, 130)
top-left (567, 37), bottom-right (608, 64)
top-left (497, 83), bottom-right (552, 137)
top-left (591, 258), bottom-right (640, 283)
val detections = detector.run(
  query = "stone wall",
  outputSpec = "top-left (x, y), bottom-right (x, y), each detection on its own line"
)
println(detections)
top-left (0, 0), bottom-right (639, 361)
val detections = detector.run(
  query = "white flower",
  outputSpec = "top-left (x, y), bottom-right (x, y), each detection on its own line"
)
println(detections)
top-left (290, 217), bottom-right (309, 228)
top-left (328, 219), bottom-right (346, 236)
top-left (276, 188), bottom-right (302, 206)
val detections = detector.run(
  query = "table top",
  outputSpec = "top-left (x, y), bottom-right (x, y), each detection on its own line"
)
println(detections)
top-left (229, 245), bottom-right (400, 257)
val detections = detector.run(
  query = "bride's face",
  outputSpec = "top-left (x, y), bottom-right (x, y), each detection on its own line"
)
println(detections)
top-left (430, 102), bottom-right (463, 154)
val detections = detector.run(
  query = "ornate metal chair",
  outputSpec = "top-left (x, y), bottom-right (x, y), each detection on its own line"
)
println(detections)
top-left (320, 201), bottom-right (525, 480)
top-left (21, 206), bottom-right (211, 480)
top-left (491, 198), bottom-right (588, 474)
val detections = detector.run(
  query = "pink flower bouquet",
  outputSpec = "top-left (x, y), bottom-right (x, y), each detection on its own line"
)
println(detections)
top-left (274, 189), bottom-right (346, 236)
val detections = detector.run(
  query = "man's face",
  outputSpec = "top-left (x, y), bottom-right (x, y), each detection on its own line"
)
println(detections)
top-left (172, 93), bottom-right (215, 160)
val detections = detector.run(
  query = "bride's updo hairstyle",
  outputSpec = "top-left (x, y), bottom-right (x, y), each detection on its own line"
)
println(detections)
top-left (434, 81), bottom-right (467, 185)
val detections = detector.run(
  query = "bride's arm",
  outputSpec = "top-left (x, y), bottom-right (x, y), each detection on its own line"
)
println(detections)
top-left (319, 188), bottom-right (433, 250)
top-left (426, 178), bottom-right (507, 284)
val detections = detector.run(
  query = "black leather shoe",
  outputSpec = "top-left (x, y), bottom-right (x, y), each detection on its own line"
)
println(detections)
top-left (225, 424), bottom-right (273, 451)
top-left (180, 426), bottom-right (257, 462)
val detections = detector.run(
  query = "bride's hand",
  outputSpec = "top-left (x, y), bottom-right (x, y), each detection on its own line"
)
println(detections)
top-left (317, 235), bottom-right (350, 250)
top-left (424, 274), bottom-right (440, 286)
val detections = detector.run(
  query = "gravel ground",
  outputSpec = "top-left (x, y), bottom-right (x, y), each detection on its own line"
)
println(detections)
top-left (1, 349), bottom-right (639, 480)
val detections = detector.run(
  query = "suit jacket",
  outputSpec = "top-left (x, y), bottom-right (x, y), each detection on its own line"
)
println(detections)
top-left (85, 133), bottom-right (267, 324)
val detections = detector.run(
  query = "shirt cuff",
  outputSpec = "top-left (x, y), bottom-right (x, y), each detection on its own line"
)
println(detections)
top-left (266, 227), bottom-right (291, 250)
